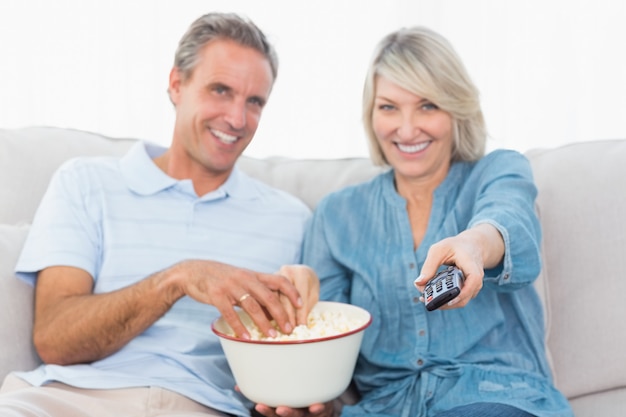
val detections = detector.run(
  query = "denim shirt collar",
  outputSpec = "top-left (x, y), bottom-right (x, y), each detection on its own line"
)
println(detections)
top-left (381, 161), bottom-right (468, 206)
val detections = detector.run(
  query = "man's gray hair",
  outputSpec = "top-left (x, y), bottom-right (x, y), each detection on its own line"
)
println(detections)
top-left (174, 12), bottom-right (278, 81)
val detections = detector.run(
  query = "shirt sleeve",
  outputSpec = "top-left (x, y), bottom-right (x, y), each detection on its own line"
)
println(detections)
top-left (466, 150), bottom-right (542, 289)
top-left (15, 158), bottom-right (102, 285)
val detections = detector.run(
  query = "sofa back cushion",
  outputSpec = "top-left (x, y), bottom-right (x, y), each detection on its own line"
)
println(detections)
top-left (236, 156), bottom-right (384, 210)
top-left (0, 127), bottom-right (136, 224)
top-left (527, 139), bottom-right (626, 399)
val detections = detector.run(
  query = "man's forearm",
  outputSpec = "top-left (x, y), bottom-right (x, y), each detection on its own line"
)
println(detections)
top-left (34, 266), bottom-right (183, 365)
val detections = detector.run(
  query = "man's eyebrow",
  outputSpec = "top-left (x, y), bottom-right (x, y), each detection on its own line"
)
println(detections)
top-left (207, 81), bottom-right (231, 91)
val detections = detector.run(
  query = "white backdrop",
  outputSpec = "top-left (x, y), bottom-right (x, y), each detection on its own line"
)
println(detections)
top-left (1, 0), bottom-right (624, 159)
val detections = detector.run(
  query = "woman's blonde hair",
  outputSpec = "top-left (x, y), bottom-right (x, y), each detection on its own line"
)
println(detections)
top-left (363, 26), bottom-right (486, 166)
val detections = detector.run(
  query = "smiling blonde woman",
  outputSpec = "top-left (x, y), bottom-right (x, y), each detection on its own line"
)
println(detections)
top-left (302, 26), bottom-right (574, 417)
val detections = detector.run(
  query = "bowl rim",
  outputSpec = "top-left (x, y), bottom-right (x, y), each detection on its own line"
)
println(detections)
top-left (211, 301), bottom-right (372, 345)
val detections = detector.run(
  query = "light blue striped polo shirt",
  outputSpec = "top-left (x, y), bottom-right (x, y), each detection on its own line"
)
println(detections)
top-left (15, 141), bottom-right (311, 416)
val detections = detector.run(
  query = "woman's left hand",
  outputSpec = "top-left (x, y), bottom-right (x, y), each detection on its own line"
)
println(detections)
top-left (276, 264), bottom-right (320, 326)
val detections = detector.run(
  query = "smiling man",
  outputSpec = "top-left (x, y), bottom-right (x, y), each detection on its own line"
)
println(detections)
top-left (160, 36), bottom-right (274, 195)
top-left (0, 12), bottom-right (319, 417)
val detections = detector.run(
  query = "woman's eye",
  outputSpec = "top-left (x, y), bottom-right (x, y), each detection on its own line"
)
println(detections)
top-left (422, 102), bottom-right (439, 111)
top-left (378, 104), bottom-right (395, 111)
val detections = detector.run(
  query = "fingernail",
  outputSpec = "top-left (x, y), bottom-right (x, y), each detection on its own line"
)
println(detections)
top-left (284, 322), bottom-right (293, 333)
top-left (419, 296), bottom-right (424, 303)
top-left (297, 297), bottom-right (303, 307)
top-left (447, 298), bottom-right (459, 306)
top-left (414, 275), bottom-right (424, 287)
top-left (268, 328), bottom-right (277, 338)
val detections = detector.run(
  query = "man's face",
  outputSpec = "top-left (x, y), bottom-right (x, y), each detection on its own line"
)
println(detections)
top-left (168, 39), bottom-right (274, 180)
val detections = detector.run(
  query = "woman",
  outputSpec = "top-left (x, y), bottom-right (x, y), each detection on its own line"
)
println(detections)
top-left (301, 26), bottom-right (573, 416)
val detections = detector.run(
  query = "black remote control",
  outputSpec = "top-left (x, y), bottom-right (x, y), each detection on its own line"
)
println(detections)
top-left (423, 266), bottom-right (464, 311)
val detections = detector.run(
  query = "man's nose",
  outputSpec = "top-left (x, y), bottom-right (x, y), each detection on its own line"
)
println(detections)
top-left (224, 100), bottom-right (246, 131)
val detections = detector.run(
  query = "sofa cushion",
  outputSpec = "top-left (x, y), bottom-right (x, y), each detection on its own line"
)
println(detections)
top-left (0, 127), bottom-right (136, 224)
top-left (569, 387), bottom-right (626, 417)
top-left (527, 139), bottom-right (626, 399)
top-left (237, 156), bottom-right (384, 210)
top-left (0, 223), bottom-right (40, 380)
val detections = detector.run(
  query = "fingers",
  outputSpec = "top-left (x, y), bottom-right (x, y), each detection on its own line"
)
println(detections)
top-left (278, 292), bottom-right (297, 329)
top-left (413, 237), bottom-right (485, 310)
top-left (413, 241), bottom-right (453, 292)
top-left (225, 268), bottom-right (313, 338)
top-left (254, 402), bottom-right (333, 417)
top-left (444, 267), bottom-right (483, 309)
top-left (413, 258), bottom-right (440, 292)
top-left (251, 272), bottom-right (301, 335)
top-left (259, 269), bottom-right (303, 309)
top-left (176, 260), bottom-right (317, 338)
top-left (230, 281), bottom-right (292, 338)
top-left (217, 296), bottom-right (252, 339)
top-left (277, 265), bottom-right (320, 325)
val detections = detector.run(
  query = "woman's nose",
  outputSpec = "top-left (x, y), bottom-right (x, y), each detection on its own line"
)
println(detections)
top-left (397, 113), bottom-right (422, 139)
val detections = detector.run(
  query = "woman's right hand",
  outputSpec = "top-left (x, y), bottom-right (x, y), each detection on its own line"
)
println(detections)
top-left (413, 223), bottom-right (504, 309)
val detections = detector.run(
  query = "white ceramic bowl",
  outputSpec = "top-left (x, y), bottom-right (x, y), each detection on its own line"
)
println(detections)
top-left (212, 301), bottom-right (372, 408)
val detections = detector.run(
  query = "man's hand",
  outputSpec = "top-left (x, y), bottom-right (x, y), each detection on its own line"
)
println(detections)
top-left (172, 260), bottom-right (318, 339)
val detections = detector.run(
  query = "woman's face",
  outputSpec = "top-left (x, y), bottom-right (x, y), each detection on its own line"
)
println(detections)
top-left (372, 75), bottom-right (454, 187)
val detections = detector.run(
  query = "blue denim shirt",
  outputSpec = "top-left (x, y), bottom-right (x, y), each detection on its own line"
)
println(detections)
top-left (302, 150), bottom-right (573, 417)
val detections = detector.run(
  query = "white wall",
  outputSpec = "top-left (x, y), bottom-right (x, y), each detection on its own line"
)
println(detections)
top-left (1, 0), bottom-right (624, 159)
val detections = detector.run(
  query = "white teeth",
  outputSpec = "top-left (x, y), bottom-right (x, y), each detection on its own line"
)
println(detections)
top-left (211, 129), bottom-right (238, 144)
top-left (397, 141), bottom-right (429, 153)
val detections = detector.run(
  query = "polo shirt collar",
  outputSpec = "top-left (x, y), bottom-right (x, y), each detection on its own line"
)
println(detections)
top-left (120, 141), bottom-right (260, 201)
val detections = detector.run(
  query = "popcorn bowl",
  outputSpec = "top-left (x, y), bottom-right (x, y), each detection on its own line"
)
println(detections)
top-left (211, 301), bottom-right (372, 408)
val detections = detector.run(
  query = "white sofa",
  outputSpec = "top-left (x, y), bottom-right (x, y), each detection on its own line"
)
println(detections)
top-left (1, 126), bottom-right (625, 416)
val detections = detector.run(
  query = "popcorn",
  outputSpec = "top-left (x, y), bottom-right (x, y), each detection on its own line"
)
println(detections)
top-left (244, 309), bottom-right (367, 342)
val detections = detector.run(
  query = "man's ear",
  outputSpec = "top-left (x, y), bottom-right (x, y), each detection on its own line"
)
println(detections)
top-left (168, 67), bottom-right (183, 105)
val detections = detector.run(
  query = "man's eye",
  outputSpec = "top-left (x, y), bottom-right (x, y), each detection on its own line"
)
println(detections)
top-left (248, 97), bottom-right (266, 108)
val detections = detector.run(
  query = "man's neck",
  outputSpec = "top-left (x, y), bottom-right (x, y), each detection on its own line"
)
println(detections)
top-left (152, 151), bottom-right (231, 196)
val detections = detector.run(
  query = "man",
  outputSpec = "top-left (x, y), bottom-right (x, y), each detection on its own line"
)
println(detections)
top-left (0, 12), bottom-right (319, 417)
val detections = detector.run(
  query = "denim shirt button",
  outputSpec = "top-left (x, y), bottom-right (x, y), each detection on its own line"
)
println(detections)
top-left (503, 273), bottom-right (510, 280)
top-left (418, 329), bottom-right (426, 336)
top-left (412, 296), bottom-right (420, 303)
top-left (409, 263), bottom-right (415, 269)
top-left (417, 358), bottom-right (424, 366)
